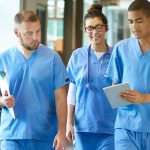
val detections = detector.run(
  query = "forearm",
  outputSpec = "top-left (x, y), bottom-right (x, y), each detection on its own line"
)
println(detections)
top-left (67, 83), bottom-right (76, 105)
top-left (67, 104), bottom-right (75, 125)
top-left (55, 87), bottom-right (67, 134)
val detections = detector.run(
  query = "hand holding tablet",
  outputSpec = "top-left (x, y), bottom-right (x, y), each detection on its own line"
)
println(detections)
top-left (103, 83), bottom-right (131, 108)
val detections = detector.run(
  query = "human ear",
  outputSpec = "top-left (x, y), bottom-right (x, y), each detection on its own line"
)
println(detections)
top-left (105, 25), bottom-right (109, 32)
top-left (14, 28), bottom-right (19, 37)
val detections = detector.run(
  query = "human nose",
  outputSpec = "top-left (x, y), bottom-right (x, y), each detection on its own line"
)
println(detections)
top-left (132, 21), bottom-right (138, 29)
top-left (93, 28), bottom-right (98, 33)
top-left (32, 33), bottom-right (37, 40)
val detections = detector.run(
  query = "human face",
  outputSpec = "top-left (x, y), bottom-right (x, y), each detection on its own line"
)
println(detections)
top-left (128, 10), bottom-right (150, 40)
top-left (15, 20), bottom-right (41, 51)
top-left (84, 17), bottom-right (107, 45)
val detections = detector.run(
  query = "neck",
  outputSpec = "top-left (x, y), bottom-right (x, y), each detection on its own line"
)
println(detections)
top-left (18, 43), bottom-right (35, 59)
top-left (91, 42), bottom-right (109, 52)
top-left (138, 37), bottom-right (150, 53)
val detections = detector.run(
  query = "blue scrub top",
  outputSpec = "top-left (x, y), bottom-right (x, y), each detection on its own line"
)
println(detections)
top-left (107, 37), bottom-right (150, 133)
top-left (0, 44), bottom-right (69, 140)
top-left (67, 45), bottom-right (117, 134)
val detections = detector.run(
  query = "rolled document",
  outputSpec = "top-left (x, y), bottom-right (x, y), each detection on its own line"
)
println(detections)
top-left (0, 70), bottom-right (15, 119)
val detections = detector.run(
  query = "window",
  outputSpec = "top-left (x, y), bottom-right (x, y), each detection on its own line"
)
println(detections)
top-left (47, 0), bottom-right (64, 52)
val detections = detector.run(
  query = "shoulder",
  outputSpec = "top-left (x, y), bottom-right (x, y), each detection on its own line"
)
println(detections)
top-left (115, 37), bottom-right (136, 47)
top-left (113, 37), bottom-right (136, 54)
top-left (37, 44), bottom-right (59, 58)
top-left (0, 46), bottom-right (17, 59)
top-left (108, 47), bottom-right (113, 55)
top-left (71, 45), bottom-right (89, 59)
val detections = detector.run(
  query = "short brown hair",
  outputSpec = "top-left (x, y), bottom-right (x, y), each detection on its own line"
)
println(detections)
top-left (14, 10), bottom-right (40, 24)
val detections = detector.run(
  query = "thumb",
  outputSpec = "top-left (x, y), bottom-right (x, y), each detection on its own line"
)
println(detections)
top-left (2, 90), bottom-right (8, 96)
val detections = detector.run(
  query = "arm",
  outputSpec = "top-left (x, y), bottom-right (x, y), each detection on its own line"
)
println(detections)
top-left (53, 86), bottom-right (67, 150)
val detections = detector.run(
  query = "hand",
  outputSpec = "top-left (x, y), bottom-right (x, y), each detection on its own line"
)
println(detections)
top-left (0, 90), bottom-right (15, 108)
top-left (66, 124), bottom-right (74, 142)
top-left (120, 89), bottom-right (145, 104)
top-left (53, 130), bottom-right (66, 150)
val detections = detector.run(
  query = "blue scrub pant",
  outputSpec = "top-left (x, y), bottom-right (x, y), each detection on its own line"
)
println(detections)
top-left (115, 128), bottom-right (150, 150)
top-left (74, 132), bottom-right (114, 150)
top-left (1, 139), bottom-right (54, 150)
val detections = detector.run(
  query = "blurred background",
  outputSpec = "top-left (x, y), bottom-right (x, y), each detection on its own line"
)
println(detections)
top-left (0, 0), bottom-right (134, 65)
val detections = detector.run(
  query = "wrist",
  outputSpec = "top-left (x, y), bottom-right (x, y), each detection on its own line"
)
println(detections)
top-left (67, 119), bottom-right (74, 126)
top-left (57, 128), bottom-right (66, 135)
top-left (144, 94), bottom-right (150, 103)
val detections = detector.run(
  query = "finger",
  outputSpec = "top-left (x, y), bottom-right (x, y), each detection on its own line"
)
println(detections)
top-left (60, 147), bottom-right (65, 150)
top-left (121, 94), bottom-right (135, 100)
top-left (121, 95), bottom-right (137, 102)
top-left (52, 138), bottom-right (57, 148)
top-left (71, 132), bottom-right (75, 141)
top-left (66, 133), bottom-right (72, 142)
top-left (120, 91), bottom-right (135, 97)
top-left (56, 144), bottom-right (62, 150)
top-left (58, 144), bottom-right (65, 150)
top-left (2, 90), bottom-right (8, 96)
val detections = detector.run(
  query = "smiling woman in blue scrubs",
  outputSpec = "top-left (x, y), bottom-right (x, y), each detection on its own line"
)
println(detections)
top-left (107, 0), bottom-right (150, 150)
top-left (66, 3), bottom-right (117, 150)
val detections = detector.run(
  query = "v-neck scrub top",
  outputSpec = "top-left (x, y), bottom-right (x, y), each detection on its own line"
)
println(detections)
top-left (0, 44), bottom-right (69, 140)
top-left (67, 45), bottom-right (117, 134)
top-left (107, 37), bottom-right (150, 133)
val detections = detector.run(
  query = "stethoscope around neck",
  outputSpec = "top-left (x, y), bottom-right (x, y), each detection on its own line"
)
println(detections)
top-left (85, 44), bottom-right (111, 89)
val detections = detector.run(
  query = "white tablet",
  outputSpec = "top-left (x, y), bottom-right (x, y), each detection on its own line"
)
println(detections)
top-left (103, 82), bottom-right (131, 108)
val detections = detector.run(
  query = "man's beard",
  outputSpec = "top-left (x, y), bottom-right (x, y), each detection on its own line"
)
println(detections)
top-left (20, 35), bottom-right (40, 51)
top-left (21, 42), bottom-right (39, 51)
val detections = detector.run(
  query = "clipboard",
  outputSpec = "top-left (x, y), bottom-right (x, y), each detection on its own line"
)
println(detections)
top-left (103, 82), bottom-right (131, 108)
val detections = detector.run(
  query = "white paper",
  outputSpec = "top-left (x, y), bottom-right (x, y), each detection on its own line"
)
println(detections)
top-left (0, 75), bottom-right (15, 119)
top-left (103, 82), bottom-right (131, 108)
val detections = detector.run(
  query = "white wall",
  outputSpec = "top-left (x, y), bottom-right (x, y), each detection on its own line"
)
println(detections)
top-left (0, 0), bottom-right (20, 52)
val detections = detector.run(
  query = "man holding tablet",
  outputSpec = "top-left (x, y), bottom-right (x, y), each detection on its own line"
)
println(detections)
top-left (107, 0), bottom-right (150, 150)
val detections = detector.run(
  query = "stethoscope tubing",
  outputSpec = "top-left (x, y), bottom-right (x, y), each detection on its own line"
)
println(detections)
top-left (86, 44), bottom-right (110, 89)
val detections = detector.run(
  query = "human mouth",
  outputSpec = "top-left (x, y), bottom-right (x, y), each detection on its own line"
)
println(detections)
top-left (92, 36), bottom-right (99, 41)
top-left (133, 31), bottom-right (141, 34)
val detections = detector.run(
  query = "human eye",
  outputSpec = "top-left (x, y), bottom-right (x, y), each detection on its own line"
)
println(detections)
top-left (95, 24), bottom-right (104, 31)
top-left (128, 20), bottom-right (133, 24)
top-left (136, 18), bottom-right (143, 23)
top-left (85, 26), bottom-right (93, 32)
top-left (36, 29), bottom-right (41, 35)
top-left (25, 32), bottom-right (33, 36)
top-left (96, 25), bottom-right (103, 29)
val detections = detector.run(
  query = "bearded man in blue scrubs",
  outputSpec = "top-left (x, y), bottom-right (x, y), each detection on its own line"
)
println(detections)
top-left (0, 10), bottom-right (69, 150)
top-left (107, 0), bottom-right (150, 150)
